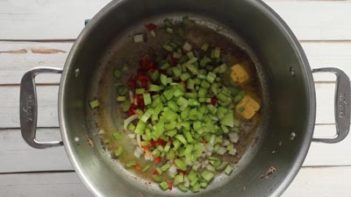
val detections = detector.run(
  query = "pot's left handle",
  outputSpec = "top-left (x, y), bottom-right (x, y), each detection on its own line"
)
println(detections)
top-left (20, 67), bottom-right (63, 149)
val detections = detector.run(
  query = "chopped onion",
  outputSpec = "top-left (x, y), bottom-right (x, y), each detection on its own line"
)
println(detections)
top-left (129, 90), bottom-right (134, 103)
top-left (136, 134), bottom-right (142, 148)
top-left (133, 34), bottom-right (145, 43)
top-left (128, 133), bottom-right (135, 139)
top-left (216, 147), bottom-right (227, 155)
top-left (144, 151), bottom-right (153, 161)
top-left (123, 114), bottom-right (139, 131)
top-left (223, 139), bottom-right (230, 146)
top-left (228, 148), bottom-right (237, 156)
top-left (134, 147), bottom-right (144, 158)
top-left (229, 132), bottom-right (239, 143)
top-left (168, 165), bottom-right (177, 177)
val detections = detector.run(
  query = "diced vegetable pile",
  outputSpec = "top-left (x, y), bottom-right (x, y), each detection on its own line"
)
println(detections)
top-left (90, 18), bottom-right (261, 193)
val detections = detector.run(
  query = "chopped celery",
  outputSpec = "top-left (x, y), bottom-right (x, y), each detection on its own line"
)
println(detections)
top-left (113, 146), bottom-right (123, 157)
top-left (175, 159), bottom-right (187, 171)
top-left (201, 170), bottom-right (215, 182)
top-left (159, 181), bottom-right (169, 190)
top-left (224, 165), bottom-right (234, 175)
top-left (134, 120), bottom-right (146, 135)
top-left (125, 160), bottom-right (136, 168)
top-left (143, 93), bottom-right (152, 105)
top-left (89, 99), bottom-right (99, 109)
top-left (142, 164), bottom-right (151, 172)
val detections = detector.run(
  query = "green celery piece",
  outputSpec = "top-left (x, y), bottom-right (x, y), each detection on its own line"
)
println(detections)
top-left (149, 84), bottom-right (162, 92)
top-left (168, 100), bottom-right (179, 112)
top-left (142, 164), bottom-right (151, 172)
top-left (173, 140), bottom-right (181, 151)
top-left (163, 89), bottom-right (174, 100)
top-left (214, 64), bottom-right (227, 74)
top-left (150, 70), bottom-right (160, 81)
top-left (201, 170), bottom-right (215, 182)
top-left (127, 123), bottom-right (135, 131)
top-left (185, 92), bottom-right (197, 99)
top-left (198, 88), bottom-right (207, 98)
top-left (187, 79), bottom-right (195, 90)
top-left (134, 120), bottom-right (146, 134)
top-left (159, 181), bottom-right (169, 191)
top-left (144, 128), bottom-right (152, 140)
top-left (176, 135), bottom-right (187, 144)
top-left (215, 161), bottom-right (228, 171)
top-left (177, 184), bottom-right (189, 192)
top-left (135, 88), bottom-right (145, 94)
top-left (121, 100), bottom-right (131, 112)
top-left (186, 64), bottom-right (199, 75)
top-left (116, 96), bottom-right (126, 102)
top-left (166, 129), bottom-right (177, 137)
top-left (182, 57), bottom-right (198, 66)
top-left (200, 56), bottom-right (211, 67)
top-left (164, 143), bottom-right (171, 152)
top-left (201, 80), bottom-right (210, 89)
top-left (112, 132), bottom-right (122, 140)
top-left (184, 130), bottom-right (194, 143)
top-left (164, 121), bottom-right (176, 130)
top-left (200, 181), bottom-right (208, 189)
top-left (143, 93), bottom-right (152, 106)
top-left (160, 74), bottom-right (170, 86)
top-left (201, 43), bottom-right (209, 51)
top-left (234, 91), bottom-right (245, 103)
top-left (224, 165), bottom-right (234, 175)
top-left (174, 159), bottom-right (187, 171)
top-left (114, 69), bottom-right (122, 78)
top-left (176, 97), bottom-right (189, 110)
top-left (186, 51), bottom-right (194, 58)
top-left (180, 73), bottom-right (191, 81)
top-left (188, 99), bottom-right (200, 106)
top-left (211, 47), bottom-right (221, 59)
top-left (153, 121), bottom-right (165, 139)
top-left (160, 63), bottom-right (171, 70)
top-left (180, 108), bottom-right (190, 120)
top-left (89, 99), bottom-right (99, 109)
top-left (163, 44), bottom-right (173, 52)
top-left (125, 160), bottom-right (136, 168)
top-left (181, 121), bottom-right (191, 130)
top-left (174, 174), bottom-right (184, 186)
top-left (161, 163), bottom-right (171, 172)
top-left (163, 109), bottom-right (178, 121)
top-left (173, 88), bottom-right (184, 97)
top-left (140, 109), bottom-right (153, 122)
top-left (113, 146), bottom-right (123, 157)
top-left (221, 110), bottom-right (234, 127)
top-left (191, 183), bottom-right (200, 193)
top-left (152, 175), bottom-right (163, 183)
top-left (207, 72), bottom-right (216, 83)
top-left (166, 150), bottom-right (176, 160)
top-left (152, 149), bottom-right (161, 157)
top-left (172, 67), bottom-right (182, 78)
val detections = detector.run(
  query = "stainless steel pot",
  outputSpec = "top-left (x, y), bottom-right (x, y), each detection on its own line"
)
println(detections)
top-left (20, 0), bottom-right (351, 196)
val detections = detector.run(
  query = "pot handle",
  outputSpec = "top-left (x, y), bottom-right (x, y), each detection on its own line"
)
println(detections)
top-left (20, 67), bottom-right (63, 149)
top-left (312, 67), bottom-right (351, 143)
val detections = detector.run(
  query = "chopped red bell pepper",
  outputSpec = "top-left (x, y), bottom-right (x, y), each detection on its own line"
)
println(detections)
top-left (210, 96), bottom-right (218, 106)
top-left (154, 157), bottom-right (161, 164)
top-left (144, 23), bottom-right (158, 31)
top-left (136, 72), bottom-right (150, 89)
top-left (127, 104), bottom-right (137, 116)
top-left (150, 139), bottom-right (167, 147)
top-left (135, 94), bottom-right (145, 109)
top-left (128, 78), bottom-right (137, 89)
top-left (167, 181), bottom-right (173, 190)
top-left (140, 55), bottom-right (157, 71)
top-left (134, 163), bottom-right (141, 171)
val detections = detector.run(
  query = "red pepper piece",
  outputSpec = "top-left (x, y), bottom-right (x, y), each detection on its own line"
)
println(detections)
top-left (210, 96), bottom-right (218, 106)
top-left (135, 94), bottom-right (145, 109)
top-left (144, 23), bottom-right (158, 31)
top-left (127, 104), bottom-right (137, 116)
top-left (150, 139), bottom-right (167, 146)
top-left (128, 78), bottom-right (137, 89)
top-left (134, 164), bottom-right (141, 171)
top-left (167, 181), bottom-right (173, 190)
top-left (140, 55), bottom-right (157, 71)
top-left (136, 72), bottom-right (150, 89)
top-left (154, 157), bottom-right (161, 164)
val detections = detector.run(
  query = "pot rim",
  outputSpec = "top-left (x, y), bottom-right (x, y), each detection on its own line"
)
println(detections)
top-left (58, 0), bottom-right (316, 196)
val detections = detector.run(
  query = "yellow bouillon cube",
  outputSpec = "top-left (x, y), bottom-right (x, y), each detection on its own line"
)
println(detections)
top-left (236, 95), bottom-right (260, 120)
top-left (231, 64), bottom-right (249, 85)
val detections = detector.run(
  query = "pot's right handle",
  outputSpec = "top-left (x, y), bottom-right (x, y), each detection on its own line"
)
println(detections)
top-left (312, 67), bottom-right (351, 143)
top-left (20, 67), bottom-right (63, 149)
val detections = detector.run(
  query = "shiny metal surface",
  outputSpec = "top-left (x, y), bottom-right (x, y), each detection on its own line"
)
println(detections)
top-left (20, 67), bottom-right (63, 149)
top-left (312, 68), bottom-right (351, 143)
top-left (17, 0), bottom-right (350, 197)
top-left (59, 0), bottom-right (317, 196)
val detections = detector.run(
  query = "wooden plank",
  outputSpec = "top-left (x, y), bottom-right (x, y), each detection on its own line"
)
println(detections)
top-left (0, 172), bottom-right (92, 197)
top-left (2, 41), bottom-right (351, 85)
top-left (0, 86), bottom-right (59, 128)
top-left (0, 1), bottom-right (351, 40)
top-left (2, 41), bottom-right (351, 84)
top-left (0, 42), bottom-right (72, 84)
top-left (0, 125), bottom-right (350, 173)
top-left (0, 128), bottom-right (72, 173)
top-left (284, 166), bottom-right (351, 197)
top-left (0, 166), bottom-right (350, 197)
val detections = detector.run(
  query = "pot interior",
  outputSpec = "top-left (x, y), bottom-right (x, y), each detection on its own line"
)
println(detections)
top-left (60, 0), bottom-right (315, 196)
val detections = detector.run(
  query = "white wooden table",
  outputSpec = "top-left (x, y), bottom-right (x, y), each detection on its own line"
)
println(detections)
top-left (1, 0), bottom-right (351, 196)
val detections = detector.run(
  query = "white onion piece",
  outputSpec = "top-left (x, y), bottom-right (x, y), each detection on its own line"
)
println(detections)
top-left (229, 148), bottom-right (237, 156)
top-left (168, 165), bottom-right (177, 177)
top-left (129, 90), bottom-right (134, 103)
top-left (216, 147), bottom-right (227, 155)
top-left (229, 132), bottom-right (239, 143)
top-left (123, 114), bottom-right (139, 131)
top-left (134, 147), bottom-right (144, 158)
